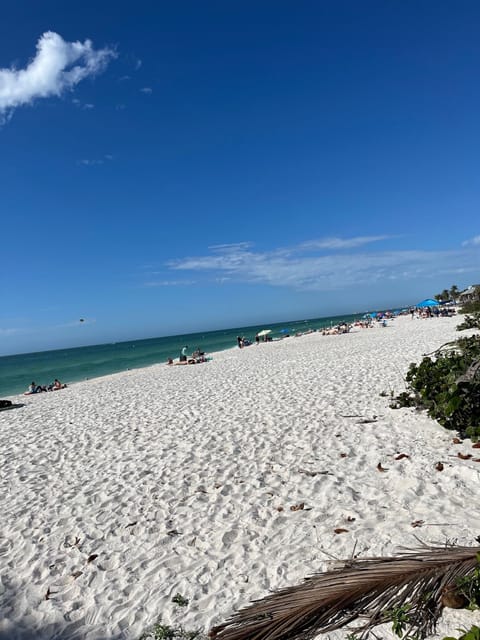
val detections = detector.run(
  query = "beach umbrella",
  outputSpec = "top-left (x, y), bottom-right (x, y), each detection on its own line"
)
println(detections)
top-left (257, 329), bottom-right (272, 336)
top-left (416, 298), bottom-right (440, 307)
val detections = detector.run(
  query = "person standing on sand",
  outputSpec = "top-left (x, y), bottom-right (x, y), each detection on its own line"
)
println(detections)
top-left (180, 345), bottom-right (188, 362)
top-left (237, 336), bottom-right (243, 348)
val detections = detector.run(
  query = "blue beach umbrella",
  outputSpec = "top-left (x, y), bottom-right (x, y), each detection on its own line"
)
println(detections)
top-left (416, 299), bottom-right (439, 307)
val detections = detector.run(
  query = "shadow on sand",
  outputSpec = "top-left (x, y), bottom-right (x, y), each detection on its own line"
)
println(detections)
top-left (0, 583), bottom-right (129, 640)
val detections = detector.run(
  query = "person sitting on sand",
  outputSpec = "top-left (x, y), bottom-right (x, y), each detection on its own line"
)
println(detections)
top-left (53, 378), bottom-right (67, 390)
top-left (25, 381), bottom-right (46, 395)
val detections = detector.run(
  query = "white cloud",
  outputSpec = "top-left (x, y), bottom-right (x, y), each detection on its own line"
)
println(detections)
top-left (299, 235), bottom-right (390, 250)
top-left (0, 31), bottom-right (115, 122)
top-left (462, 235), bottom-right (480, 247)
top-left (144, 280), bottom-right (196, 287)
top-left (78, 154), bottom-right (113, 166)
top-left (72, 98), bottom-right (94, 109)
top-left (140, 86), bottom-right (152, 94)
top-left (166, 236), bottom-right (480, 292)
top-left (208, 242), bottom-right (253, 252)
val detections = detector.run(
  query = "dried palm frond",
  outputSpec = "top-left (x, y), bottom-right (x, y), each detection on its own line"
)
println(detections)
top-left (210, 543), bottom-right (480, 640)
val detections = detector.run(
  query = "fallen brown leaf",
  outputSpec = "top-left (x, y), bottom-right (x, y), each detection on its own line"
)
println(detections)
top-left (457, 452), bottom-right (472, 460)
top-left (340, 453), bottom-right (348, 458)
top-left (334, 528), bottom-right (349, 534)
top-left (441, 586), bottom-right (468, 609)
top-left (86, 554), bottom-right (98, 563)
top-left (472, 443), bottom-right (480, 449)
top-left (290, 503), bottom-right (305, 511)
top-left (435, 462), bottom-right (444, 471)
top-left (395, 453), bottom-right (410, 460)
top-left (346, 516), bottom-right (356, 522)
top-left (411, 520), bottom-right (425, 528)
top-left (473, 458), bottom-right (480, 463)
top-left (452, 437), bottom-right (462, 444)
top-left (276, 506), bottom-right (284, 512)
top-left (377, 462), bottom-right (388, 472)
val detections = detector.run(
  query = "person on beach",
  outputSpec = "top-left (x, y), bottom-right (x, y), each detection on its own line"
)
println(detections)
top-left (53, 378), bottom-right (67, 390)
top-left (237, 336), bottom-right (243, 348)
top-left (180, 346), bottom-right (188, 362)
top-left (25, 382), bottom-right (46, 394)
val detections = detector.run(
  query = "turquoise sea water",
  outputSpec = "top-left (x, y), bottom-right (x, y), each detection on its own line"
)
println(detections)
top-left (0, 313), bottom-right (362, 397)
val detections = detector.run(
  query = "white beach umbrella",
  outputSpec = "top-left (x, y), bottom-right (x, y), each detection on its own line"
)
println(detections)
top-left (257, 329), bottom-right (272, 336)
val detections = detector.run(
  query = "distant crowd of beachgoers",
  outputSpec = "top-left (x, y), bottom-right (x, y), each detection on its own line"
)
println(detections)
top-left (15, 305), bottom-right (459, 391)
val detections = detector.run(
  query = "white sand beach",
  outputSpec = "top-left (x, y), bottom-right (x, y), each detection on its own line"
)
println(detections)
top-left (1, 314), bottom-right (480, 640)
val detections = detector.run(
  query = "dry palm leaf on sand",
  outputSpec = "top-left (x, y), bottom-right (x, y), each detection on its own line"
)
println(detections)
top-left (210, 543), bottom-right (480, 640)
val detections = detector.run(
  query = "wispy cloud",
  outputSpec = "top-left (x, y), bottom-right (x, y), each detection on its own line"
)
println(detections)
top-left (208, 242), bottom-right (253, 252)
top-left (166, 236), bottom-right (480, 292)
top-left (0, 31), bottom-right (116, 123)
top-left (140, 87), bottom-right (152, 94)
top-left (299, 236), bottom-right (390, 250)
top-left (462, 235), bottom-right (480, 247)
top-left (78, 154), bottom-right (114, 166)
top-left (72, 98), bottom-right (94, 109)
top-left (144, 280), bottom-right (196, 287)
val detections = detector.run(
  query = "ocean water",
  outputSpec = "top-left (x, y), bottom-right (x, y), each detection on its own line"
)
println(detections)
top-left (0, 313), bottom-right (362, 397)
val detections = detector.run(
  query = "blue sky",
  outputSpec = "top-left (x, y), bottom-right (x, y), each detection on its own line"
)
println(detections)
top-left (1, 1), bottom-right (479, 355)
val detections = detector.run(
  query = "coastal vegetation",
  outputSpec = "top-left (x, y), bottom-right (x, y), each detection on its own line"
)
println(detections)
top-left (391, 300), bottom-right (480, 440)
top-left (434, 285), bottom-right (460, 303)
top-left (433, 284), bottom-right (480, 311)
top-left (140, 622), bottom-right (205, 640)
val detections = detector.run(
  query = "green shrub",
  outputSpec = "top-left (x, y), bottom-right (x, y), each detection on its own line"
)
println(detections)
top-left (140, 623), bottom-right (204, 640)
top-left (460, 299), bottom-right (480, 315)
top-left (443, 626), bottom-right (480, 640)
top-left (392, 334), bottom-right (480, 439)
top-left (172, 593), bottom-right (189, 607)
top-left (457, 314), bottom-right (480, 331)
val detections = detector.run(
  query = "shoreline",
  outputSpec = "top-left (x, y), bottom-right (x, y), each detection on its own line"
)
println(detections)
top-left (1, 314), bottom-right (480, 639)
top-left (0, 312), bottom-right (366, 398)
